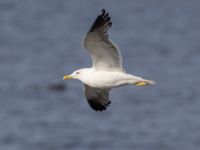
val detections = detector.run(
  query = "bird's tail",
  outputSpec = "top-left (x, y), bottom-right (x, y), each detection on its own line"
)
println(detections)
top-left (134, 79), bottom-right (156, 86)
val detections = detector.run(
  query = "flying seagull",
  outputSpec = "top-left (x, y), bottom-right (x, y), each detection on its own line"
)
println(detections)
top-left (63, 9), bottom-right (155, 111)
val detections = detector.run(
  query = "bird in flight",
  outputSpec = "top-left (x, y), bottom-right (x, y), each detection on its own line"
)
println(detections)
top-left (63, 9), bottom-right (155, 111)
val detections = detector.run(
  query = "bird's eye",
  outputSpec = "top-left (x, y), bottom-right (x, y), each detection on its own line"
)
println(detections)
top-left (76, 72), bottom-right (80, 75)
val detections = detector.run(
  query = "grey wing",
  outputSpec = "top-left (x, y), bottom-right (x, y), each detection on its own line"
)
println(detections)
top-left (83, 9), bottom-right (123, 72)
top-left (84, 84), bottom-right (111, 111)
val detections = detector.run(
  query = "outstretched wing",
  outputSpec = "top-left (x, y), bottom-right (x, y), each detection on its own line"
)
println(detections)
top-left (83, 9), bottom-right (123, 72)
top-left (84, 84), bottom-right (111, 111)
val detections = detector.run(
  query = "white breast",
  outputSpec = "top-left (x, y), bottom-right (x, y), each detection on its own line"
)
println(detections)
top-left (85, 71), bottom-right (137, 88)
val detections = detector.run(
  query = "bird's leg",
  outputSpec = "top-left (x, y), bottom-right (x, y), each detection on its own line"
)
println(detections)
top-left (133, 79), bottom-right (156, 86)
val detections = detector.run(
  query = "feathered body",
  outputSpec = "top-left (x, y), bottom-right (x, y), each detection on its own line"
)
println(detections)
top-left (63, 9), bottom-right (155, 111)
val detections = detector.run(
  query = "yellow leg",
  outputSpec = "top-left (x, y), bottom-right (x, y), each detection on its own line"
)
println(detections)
top-left (134, 80), bottom-right (156, 86)
top-left (134, 81), bottom-right (149, 86)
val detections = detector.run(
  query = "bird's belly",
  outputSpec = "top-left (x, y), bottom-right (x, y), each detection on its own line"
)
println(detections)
top-left (86, 72), bottom-right (132, 88)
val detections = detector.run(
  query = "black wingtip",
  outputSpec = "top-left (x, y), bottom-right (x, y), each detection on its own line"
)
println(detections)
top-left (101, 8), bottom-right (105, 12)
top-left (89, 9), bottom-right (112, 32)
top-left (88, 99), bottom-right (111, 111)
top-left (101, 9), bottom-right (106, 15)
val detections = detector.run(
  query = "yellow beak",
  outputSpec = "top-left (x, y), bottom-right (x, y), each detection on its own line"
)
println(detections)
top-left (63, 75), bottom-right (73, 80)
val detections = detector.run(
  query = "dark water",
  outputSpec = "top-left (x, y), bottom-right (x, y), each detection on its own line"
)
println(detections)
top-left (1, 0), bottom-right (200, 150)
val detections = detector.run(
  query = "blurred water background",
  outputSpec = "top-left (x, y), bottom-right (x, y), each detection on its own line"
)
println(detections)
top-left (0, 0), bottom-right (200, 150)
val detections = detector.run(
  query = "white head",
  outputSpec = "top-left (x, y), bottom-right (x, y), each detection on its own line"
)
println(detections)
top-left (63, 68), bottom-right (90, 81)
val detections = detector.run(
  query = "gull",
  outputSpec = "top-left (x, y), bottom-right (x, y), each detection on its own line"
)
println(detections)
top-left (63, 9), bottom-right (155, 111)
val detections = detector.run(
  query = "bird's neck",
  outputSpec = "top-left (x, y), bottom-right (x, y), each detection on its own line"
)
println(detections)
top-left (78, 68), bottom-right (94, 84)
